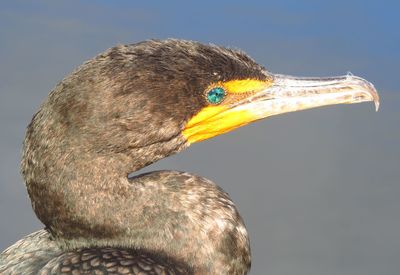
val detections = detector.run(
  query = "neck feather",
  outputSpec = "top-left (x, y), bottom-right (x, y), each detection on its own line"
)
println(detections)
top-left (22, 119), bottom-right (250, 274)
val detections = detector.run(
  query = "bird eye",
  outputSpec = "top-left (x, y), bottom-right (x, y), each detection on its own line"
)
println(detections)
top-left (207, 87), bottom-right (226, 104)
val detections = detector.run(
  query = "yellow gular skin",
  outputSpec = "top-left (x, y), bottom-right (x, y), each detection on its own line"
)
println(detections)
top-left (182, 106), bottom-right (256, 144)
top-left (183, 79), bottom-right (272, 144)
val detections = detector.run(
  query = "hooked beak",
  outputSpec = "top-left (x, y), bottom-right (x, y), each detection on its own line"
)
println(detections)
top-left (242, 74), bottom-right (379, 120)
top-left (183, 73), bottom-right (380, 144)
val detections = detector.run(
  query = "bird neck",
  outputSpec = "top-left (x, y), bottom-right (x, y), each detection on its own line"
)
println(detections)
top-left (22, 121), bottom-right (185, 236)
top-left (22, 130), bottom-right (250, 274)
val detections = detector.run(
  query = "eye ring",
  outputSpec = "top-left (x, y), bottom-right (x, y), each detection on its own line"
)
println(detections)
top-left (206, 87), bottom-right (226, 105)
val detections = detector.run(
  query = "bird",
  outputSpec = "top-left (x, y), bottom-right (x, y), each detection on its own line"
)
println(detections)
top-left (0, 39), bottom-right (379, 275)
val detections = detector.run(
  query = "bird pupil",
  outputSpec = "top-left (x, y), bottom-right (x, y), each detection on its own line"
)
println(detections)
top-left (207, 87), bottom-right (226, 104)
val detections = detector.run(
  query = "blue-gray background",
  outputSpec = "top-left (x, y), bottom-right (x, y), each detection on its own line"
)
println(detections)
top-left (1, 1), bottom-right (399, 274)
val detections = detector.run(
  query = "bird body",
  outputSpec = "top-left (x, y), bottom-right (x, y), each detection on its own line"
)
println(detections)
top-left (0, 39), bottom-right (379, 274)
top-left (0, 229), bottom-right (192, 274)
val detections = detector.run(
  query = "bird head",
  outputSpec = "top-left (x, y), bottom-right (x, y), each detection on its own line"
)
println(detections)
top-left (34, 39), bottom-right (379, 168)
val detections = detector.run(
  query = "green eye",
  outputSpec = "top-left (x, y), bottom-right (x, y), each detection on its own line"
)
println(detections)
top-left (207, 87), bottom-right (226, 104)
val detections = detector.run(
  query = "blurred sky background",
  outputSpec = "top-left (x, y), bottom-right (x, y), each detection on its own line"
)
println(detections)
top-left (0, 1), bottom-right (399, 274)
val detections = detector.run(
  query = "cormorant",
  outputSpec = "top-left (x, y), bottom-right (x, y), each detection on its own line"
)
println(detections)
top-left (0, 39), bottom-right (379, 275)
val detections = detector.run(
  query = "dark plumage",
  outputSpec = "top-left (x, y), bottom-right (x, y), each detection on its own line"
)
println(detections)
top-left (2, 40), bottom-right (258, 275)
top-left (0, 230), bottom-right (191, 274)
top-left (0, 39), bottom-right (378, 274)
